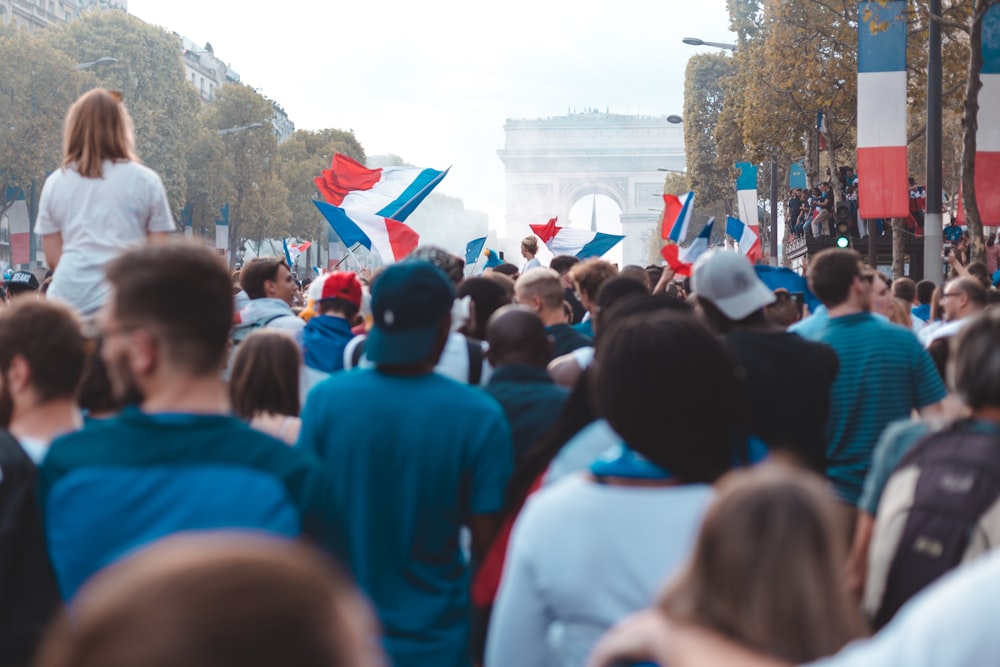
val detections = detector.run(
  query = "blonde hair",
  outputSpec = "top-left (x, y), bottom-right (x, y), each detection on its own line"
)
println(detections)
top-left (521, 235), bottom-right (539, 255)
top-left (660, 464), bottom-right (867, 663)
top-left (889, 298), bottom-right (912, 328)
top-left (62, 88), bottom-right (138, 178)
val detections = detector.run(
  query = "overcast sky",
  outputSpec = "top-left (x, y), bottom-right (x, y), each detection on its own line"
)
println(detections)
top-left (128, 0), bottom-right (736, 235)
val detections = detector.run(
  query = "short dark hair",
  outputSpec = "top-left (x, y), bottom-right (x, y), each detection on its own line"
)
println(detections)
top-left (492, 263), bottom-right (519, 278)
top-left (457, 277), bottom-right (512, 339)
top-left (951, 310), bottom-right (1000, 410)
top-left (549, 255), bottom-right (580, 276)
top-left (105, 242), bottom-right (234, 375)
top-left (916, 279), bottom-right (936, 305)
top-left (240, 257), bottom-right (288, 300)
top-left (316, 298), bottom-right (359, 319)
top-left (0, 300), bottom-right (86, 403)
top-left (595, 310), bottom-right (739, 483)
top-left (229, 330), bottom-right (302, 420)
top-left (808, 249), bottom-right (862, 308)
top-left (891, 277), bottom-right (916, 303)
top-left (569, 258), bottom-right (618, 300)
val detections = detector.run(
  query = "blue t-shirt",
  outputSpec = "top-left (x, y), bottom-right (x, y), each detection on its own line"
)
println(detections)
top-left (297, 369), bottom-right (513, 667)
top-left (815, 313), bottom-right (946, 504)
top-left (41, 408), bottom-right (338, 600)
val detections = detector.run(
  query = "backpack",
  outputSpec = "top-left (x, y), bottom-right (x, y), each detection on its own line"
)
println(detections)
top-left (866, 420), bottom-right (1000, 629)
top-left (229, 313), bottom-right (286, 346)
top-left (349, 334), bottom-right (484, 385)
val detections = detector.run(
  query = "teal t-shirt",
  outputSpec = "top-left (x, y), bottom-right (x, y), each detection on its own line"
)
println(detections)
top-left (816, 313), bottom-right (946, 504)
top-left (297, 369), bottom-right (514, 667)
top-left (41, 408), bottom-right (340, 600)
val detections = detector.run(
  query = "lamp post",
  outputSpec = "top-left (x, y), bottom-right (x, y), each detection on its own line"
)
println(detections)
top-left (75, 57), bottom-right (117, 70)
top-left (682, 37), bottom-right (737, 51)
top-left (925, 0), bottom-right (943, 282)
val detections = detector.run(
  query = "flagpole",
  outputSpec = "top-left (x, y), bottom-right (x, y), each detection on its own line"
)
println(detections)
top-left (343, 242), bottom-right (366, 272)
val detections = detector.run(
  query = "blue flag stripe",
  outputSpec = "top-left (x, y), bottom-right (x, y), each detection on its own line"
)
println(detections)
top-left (577, 233), bottom-right (625, 259)
top-left (858, 1), bottom-right (906, 73)
top-left (736, 162), bottom-right (758, 192)
top-left (984, 5), bottom-right (1000, 74)
top-left (465, 236), bottom-right (487, 265)
top-left (376, 168), bottom-right (449, 221)
top-left (313, 200), bottom-right (373, 250)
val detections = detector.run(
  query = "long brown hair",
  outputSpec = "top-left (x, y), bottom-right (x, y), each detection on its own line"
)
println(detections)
top-left (229, 329), bottom-right (301, 419)
top-left (660, 464), bottom-right (867, 663)
top-left (62, 88), bottom-right (138, 178)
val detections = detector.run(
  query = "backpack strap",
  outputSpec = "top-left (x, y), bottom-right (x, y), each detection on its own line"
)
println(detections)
top-left (466, 337), bottom-right (483, 385)
top-left (350, 337), bottom-right (367, 368)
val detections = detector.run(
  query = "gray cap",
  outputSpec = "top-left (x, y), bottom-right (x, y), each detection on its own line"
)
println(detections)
top-left (691, 250), bottom-right (775, 320)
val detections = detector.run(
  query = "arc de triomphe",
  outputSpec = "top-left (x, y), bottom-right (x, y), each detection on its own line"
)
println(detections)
top-left (498, 112), bottom-right (685, 266)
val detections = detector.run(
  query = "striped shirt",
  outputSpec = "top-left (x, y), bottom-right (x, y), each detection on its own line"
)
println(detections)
top-left (806, 312), bottom-right (946, 504)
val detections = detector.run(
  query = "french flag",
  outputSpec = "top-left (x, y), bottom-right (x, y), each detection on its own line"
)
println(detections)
top-left (662, 219), bottom-right (715, 277)
top-left (314, 200), bottom-right (418, 264)
top-left (975, 4), bottom-right (1000, 225)
top-left (5, 188), bottom-right (30, 265)
top-left (857, 1), bottom-right (909, 218)
top-left (530, 217), bottom-right (624, 259)
top-left (314, 153), bottom-right (448, 221)
top-left (726, 216), bottom-right (762, 263)
top-left (662, 192), bottom-right (695, 243)
top-left (735, 162), bottom-right (759, 245)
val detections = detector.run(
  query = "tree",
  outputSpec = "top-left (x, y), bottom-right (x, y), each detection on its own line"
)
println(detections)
top-left (0, 26), bottom-right (88, 222)
top-left (44, 11), bottom-right (201, 218)
top-left (201, 83), bottom-right (290, 263)
top-left (683, 53), bottom-right (735, 227)
top-left (275, 128), bottom-right (365, 241)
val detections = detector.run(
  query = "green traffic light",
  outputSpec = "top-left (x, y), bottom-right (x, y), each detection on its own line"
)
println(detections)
top-left (836, 236), bottom-right (850, 249)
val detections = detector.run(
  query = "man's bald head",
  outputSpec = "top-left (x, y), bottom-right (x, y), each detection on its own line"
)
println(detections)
top-left (486, 305), bottom-right (552, 368)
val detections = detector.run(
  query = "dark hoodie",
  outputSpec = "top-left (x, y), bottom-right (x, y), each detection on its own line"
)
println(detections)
top-left (302, 315), bottom-right (355, 373)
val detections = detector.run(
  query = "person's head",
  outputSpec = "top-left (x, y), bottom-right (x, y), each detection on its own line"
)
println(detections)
top-left (520, 235), bottom-right (539, 259)
top-left (485, 305), bottom-right (551, 369)
top-left (966, 261), bottom-right (992, 291)
top-left (591, 275), bottom-right (650, 336)
top-left (100, 243), bottom-right (233, 402)
top-left (807, 248), bottom-right (870, 309)
top-left (62, 88), bottom-right (138, 179)
top-left (0, 300), bottom-right (86, 428)
top-left (549, 255), bottom-right (580, 284)
top-left (692, 250), bottom-right (777, 333)
top-left (870, 271), bottom-right (893, 319)
top-left (764, 289), bottom-right (803, 328)
top-left (4, 270), bottom-right (40, 303)
top-left (308, 272), bottom-right (362, 320)
top-left (514, 267), bottom-right (565, 321)
top-left (888, 298), bottom-right (912, 328)
top-left (367, 261), bottom-right (454, 372)
top-left (35, 533), bottom-right (382, 667)
top-left (490, 262), bottom-right (520, 281)
top-left (595, 310), bottom-right (740, 483)
top-left (930, 283), bottom-right (944, 322)
top-left (660, 464), bottom-right (865, 663)
top-left (645, 265), bottom-right (664, 289)
top-left (229, 330), bottom-right (302, 420)
top-left (569, 258), bottom-right (618, 312)
top-left (77, 337), bottom-right (141, 418)
top-left (619, 265), bottom-right (651, 291)
top-left (408, 246), bottom-right (465, 286)
top-left (240, 257), bottom-right (296, 306)
top-left (456, 277), bottom-right (512, 340)
top-left (950, 309), bottom-right (1000, 412)
top-left (941, 277), bottom-right (987, 322)
top-left (891, 277), bottom-right (916, 304)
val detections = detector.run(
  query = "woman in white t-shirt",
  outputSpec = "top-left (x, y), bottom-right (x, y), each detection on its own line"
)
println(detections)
top-left (37, 88), bottom-right (175, 317)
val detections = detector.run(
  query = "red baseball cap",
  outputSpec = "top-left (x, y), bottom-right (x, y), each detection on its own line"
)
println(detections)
top-left (312, 271), bottom-right (362, 308)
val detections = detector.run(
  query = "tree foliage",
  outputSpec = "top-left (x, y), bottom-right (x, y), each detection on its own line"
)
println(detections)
top-left (0, 26), bottom-right (88, 219)
top-left (44, 11), bottom-right (201, 216)
top-left (684, 53), bottom-right (735, 227)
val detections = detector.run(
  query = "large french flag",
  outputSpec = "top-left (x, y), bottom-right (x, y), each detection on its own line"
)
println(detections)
top-left (530, 217), bottom-right (624, 259)
top-left (662, 192), bottom-right (695, 242)
top-left (726, 216), bottom-right (762, 263)
top-left (314, 153), bottom-right (448, 221)
top-left (679, 218), bottom-right (715, 264)
top-left (857, 1), bottom-right (909, 218)
top-left (6, 188), bottom-right (30, 265)
top-left (314, 200), bottom-right (418, 264)
top-left (976, 4), bottom-right (1000, 225)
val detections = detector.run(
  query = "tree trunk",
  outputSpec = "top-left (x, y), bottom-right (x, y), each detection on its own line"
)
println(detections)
top-left (822, 109), bottom-right (842, 206)
top-left (961, 1), bottom-right (988, 265)
top-left (892, 217), bottom-right (906, 278)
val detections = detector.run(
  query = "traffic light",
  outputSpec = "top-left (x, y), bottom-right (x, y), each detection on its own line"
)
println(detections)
top-left (835, 206), bottom-right (851, 248)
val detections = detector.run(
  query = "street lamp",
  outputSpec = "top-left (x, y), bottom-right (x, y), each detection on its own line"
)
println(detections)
top-left (667, 115), bottom-right (683, 124)
top-left (682, 37), bottom-right (737, 51)
top-left (75, 57), bottom-right (117, 70)
top-left (217, 122), bottom-right (264, 136)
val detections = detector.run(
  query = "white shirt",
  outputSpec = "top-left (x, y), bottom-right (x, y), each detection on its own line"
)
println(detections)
top-left (36, 160), bottom-right (175, 316)
top-left (807, 550), bottom-right (1000, 667)
top-left (486, 474), bottom-right (712, 667)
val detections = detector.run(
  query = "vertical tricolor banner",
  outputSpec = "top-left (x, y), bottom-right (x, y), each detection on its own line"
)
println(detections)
top-left (6, 188), bottom-right (30, 265)
top-left (857, 1), bottom-right (909, 218)
top-left (215, 203), bottom-right (229, 262)
top-left (976, 4), bottom-right (1000, 225)
top-left (736, 162), bottom-right (759, 230)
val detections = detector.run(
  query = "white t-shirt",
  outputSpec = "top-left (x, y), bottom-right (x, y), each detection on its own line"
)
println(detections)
top-left (486, 474), bottom-right (712, 667)
top-left (36, 160), bottom-right (175, 316)
top-left (807, 549), bottom-right (1000, 667)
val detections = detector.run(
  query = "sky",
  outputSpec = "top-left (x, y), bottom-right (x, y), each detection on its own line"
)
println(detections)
top-left (128, 0), bottom-right (736, 240)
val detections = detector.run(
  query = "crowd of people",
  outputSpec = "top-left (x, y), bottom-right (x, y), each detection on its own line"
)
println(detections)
top-left (3, 87), bottom-right (1000, 667)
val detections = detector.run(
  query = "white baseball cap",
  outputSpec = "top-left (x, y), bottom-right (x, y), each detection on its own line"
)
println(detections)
top-left (691, 250), bottom-right (776, 320)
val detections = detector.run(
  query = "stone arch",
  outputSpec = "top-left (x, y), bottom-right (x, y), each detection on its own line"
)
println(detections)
top-left (499, 111), bottom-right (684, 266)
